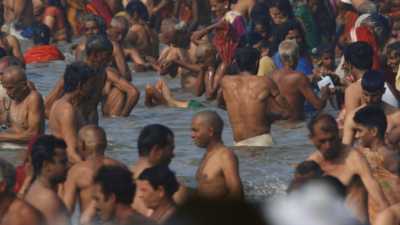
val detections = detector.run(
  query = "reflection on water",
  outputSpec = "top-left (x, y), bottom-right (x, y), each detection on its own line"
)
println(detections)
top-left (0, 41), bottom-right (319, 201)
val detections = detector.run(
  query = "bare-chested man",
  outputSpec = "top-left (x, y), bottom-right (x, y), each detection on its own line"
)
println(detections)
top-left (343, 70), bottom-right (400, 145)
top-left (131, 124), bottom-right (188, 217)
top-left (91, 166), bottom-right (151, 225)
top-left (270, 40), bottom-right (330, 122)
top-left (352, 105), bottom-right (400, 223)
top-left (376, 203), bottom-right (400, 225)
top-left (62, 125), bottom-right (124, 217)
top-left (3, 0), bottom-right (34, 29)
top-left (0, 66), bottom-right (44, 144)
top-left (49, 62), bottom-right (95, 163)
top-left (0, 158), bottom-right (45, 225)
top-left (307, 114), bottom-right (389, 224)
top-left (25, 135), bottom-right (70, 225)
top-left (46, 35), bottom-right (140, 121)
top-left (218, 47), bottom-right (290, 146)
top-left (137, 165), bottom-right (179, 224)
top-left (192, 111), bottom-right (243, 200)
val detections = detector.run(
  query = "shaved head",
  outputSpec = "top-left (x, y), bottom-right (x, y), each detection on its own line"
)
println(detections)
top-left (3, 66), bottom-right (26, 83)
top-left (194, 111), bottom-right (224, 137)
top-left (79, 125), bottom-right (107, 155)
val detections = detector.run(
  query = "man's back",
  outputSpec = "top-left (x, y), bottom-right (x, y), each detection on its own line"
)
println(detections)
top-left (221, 75), bottom-right (271, 142)
top-left (1, 194), bottom-right (45, 225)
top-left (271, 69), bottom-right (310, 121)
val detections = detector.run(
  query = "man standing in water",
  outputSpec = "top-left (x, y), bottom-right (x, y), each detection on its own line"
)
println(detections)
top-left (270, 40), bottom-right (330, 122)
top-left (0, 158), bottom-right (45, 225)
top-left (307, 114), bottom-right (389, 224)
top-left (49, 62), bottom-right (95, 163)
top-left (192, 110), bottom-right (243, 200)
top-left (62, 125), bottom-right (125, 217)
top-left (46, 35), bottom-right (140, 121)
top-left (0, 66), bottom-right (44, 144)
top-left (25, 135), bottom-right (71, 225)
top-left (218, 47), bottom-right (290, 146)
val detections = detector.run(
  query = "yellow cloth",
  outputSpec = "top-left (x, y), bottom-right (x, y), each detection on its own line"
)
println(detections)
top-left (234, 133), bottom-right (274, 147)
top-left (257, 56), bottom-right (276, 76)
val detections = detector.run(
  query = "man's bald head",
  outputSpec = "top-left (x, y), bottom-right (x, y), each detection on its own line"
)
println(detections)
top-left (79, 125), bottom-right (107, 156)
top-left (2, 66), bottom-right (26, 83)
top-left (308, 114), bottom-right (339, 137)
top-left (193, 111), bottom-right (224, 137)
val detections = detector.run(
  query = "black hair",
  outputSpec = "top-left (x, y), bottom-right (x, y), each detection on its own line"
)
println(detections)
top-left (94, 165), bottom-right (135, 205)
top-left (268, 0), bottom-right (294, 19)
top-left (308, 114), bottom-right (338, 136)
top-left (259, 40), bottom-right (271, 50)
top-left (138, 165), bottom-right (179, 198)
top-left (126, 0), bottom-right (149, 22)
top-left (0, 47), bottom-right (6, 59)
top-left (295, 161), bottom-right (323, 176)
top-left (243, 32), bottom-right (264, 47)
top-left (138, 124), bottom-right (174, 157)
top-left (31, 135), bottom-right (66, 178)
top-left (82, 14), bottom-right (106, 34)
top-left (32, 23), bottom-right (51, 45)
top-left (250, 2), bottom-right (270, 24)
top-left (344, 42), bottom-right (373, 70)
top-left (354, 105), bottom-right (387, 139)
top-left (0, 56), bottom-right (25, 68)
top-left (386, 42), bottom-right (400, 57)
top-left (85, 34), bottom-right (113, 57)
top-left (165, 198), bottom-right (267, 225)
top-left (361, 70), bottom-right (385, 93)
top-left (234, 47), bottom-right (260, 73)
top-left (63, 61), bottom-right (94, 93)
top-left (313, 44), bottom-right (334, 57)
top-left (276, 20), bottom-right (307, 54)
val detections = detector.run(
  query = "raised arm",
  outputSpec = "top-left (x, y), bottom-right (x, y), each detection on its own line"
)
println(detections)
top-left (106, 69), bottom-right (140, 116)
top-left (352, 150), bottom-right (389, 211)
top-left (221, 150), bottom-right (243, 200)
top-left (299, 75), bottom-right (329, 111)
top-left (112, 42), bottom-right (132, 81)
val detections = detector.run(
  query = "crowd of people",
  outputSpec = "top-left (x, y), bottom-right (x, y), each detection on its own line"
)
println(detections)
top-left (0, 0), bottom-right (400, 224)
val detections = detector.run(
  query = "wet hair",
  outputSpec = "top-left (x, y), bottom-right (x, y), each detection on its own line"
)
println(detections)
top-left (234, 47), bottom-right (260, 73)
top-left (278, 40), bottom-right (299, 64)
top-left (268, 0), bottom-right (294, 19)
top-left (126, 0), bottom-right (149, 22)
top-left (165, 198), bottom-right (267, 225)
top-left (137, 124), bottom-right (174, 157)
top-left (0, 158), bottom-right (16, 192)
top-left (63, 61), bottom-right (94, 93)
top-left (361, 70), bottom-right (385, 93)
top-left (343, 42), bottom-right (373, 70)
top-left (138, 165), bottom-right (179, 198)
top-left (85, 34), bottom-right (113, 57)
top-left (354, 105), bottom-right (387, 139)
top-left (94, 165), bottom-right (135, 205)
top-left (82, 14), bottom-right (106, 34)
top-left (195, 111), bottom-right (224, 137)
top-left (308, 114), bottom-right (339, 136)
top-left (31, 135), bottom-right (66, 178)
top-left (387, 42), bottom-right (400, 58)
top-left (32, 23), bottom-right (51, 45)
top-left (0, 56), bottom-right (25, 69)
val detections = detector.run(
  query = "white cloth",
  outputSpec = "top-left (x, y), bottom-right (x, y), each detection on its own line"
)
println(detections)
top-left (383, 83), bottom-right (399, 107)
top-left (234, 133), bottom-right (274, 147)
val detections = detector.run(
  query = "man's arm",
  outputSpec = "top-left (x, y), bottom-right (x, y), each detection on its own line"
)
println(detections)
top-left (221, 150), bottom-right (243, 199)
top-left (376, 203), bottom-right (400, 225)
top-left (352, 150), bottom-right (389, 211)
top-left (344, 83), bottom-right (361, 115)
top-left (342, 109), bottom-right (356, 145)
top-left (57, 105), bottom-right (82, 163)
top-left (62, 166), bottom-right (80, 213)
top-left (106, 69), bottom-right (140, 116)
top-left (112, 42), bottom-right (132, 81)
top-left (45, 79), bottom-right (64, 118)
top-left (0, 92), bottom-right (44, 142)
top-left (298, 75), bottom-right (329, 111)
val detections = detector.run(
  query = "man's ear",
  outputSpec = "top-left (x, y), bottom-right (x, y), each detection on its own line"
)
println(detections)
top-left (370, 127), bottom-right (379, 138)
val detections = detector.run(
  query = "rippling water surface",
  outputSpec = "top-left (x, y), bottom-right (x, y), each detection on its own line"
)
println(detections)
top-left (0, 41), bottom-right (321, 201)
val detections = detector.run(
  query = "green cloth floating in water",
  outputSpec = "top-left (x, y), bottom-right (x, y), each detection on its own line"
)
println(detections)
top-left (188, 100), bottom-right (204, 110)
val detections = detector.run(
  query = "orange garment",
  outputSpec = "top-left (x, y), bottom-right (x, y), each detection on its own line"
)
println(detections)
top-left (343, 11), bottom-right (359, 42)
top-left (179, 1), bottom-right (192, 23)
top-left (85, 0), bottom-right (113, 26)
top-left (24, 45), bottom-right (65, 64)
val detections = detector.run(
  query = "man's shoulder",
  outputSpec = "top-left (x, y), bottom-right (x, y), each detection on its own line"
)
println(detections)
top-left (8, 198), bottom-right (44, 224)
top-left (28, 90), bottom-right (44, 103)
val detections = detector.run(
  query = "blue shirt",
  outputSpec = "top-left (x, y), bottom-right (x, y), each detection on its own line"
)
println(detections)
top-left (273, 53), bottom-right (313, 76)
